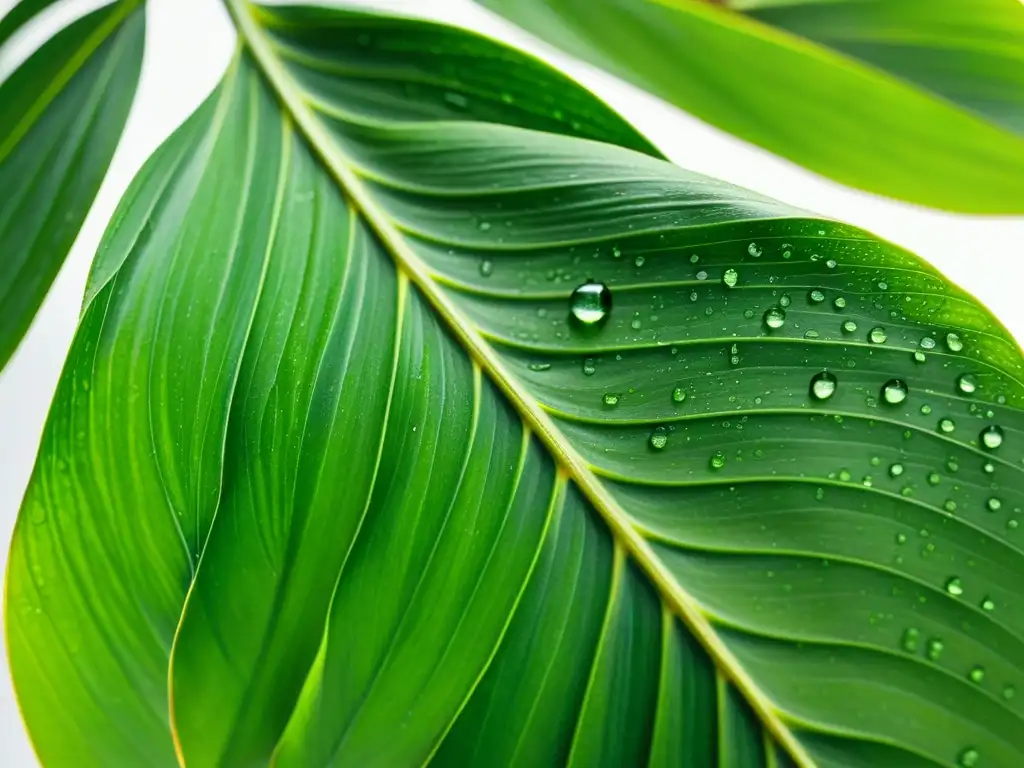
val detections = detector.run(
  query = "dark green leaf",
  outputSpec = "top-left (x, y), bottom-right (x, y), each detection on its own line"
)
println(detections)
top-left (477, 0), bottom-right (1024, 214)
top-left (0, 0), bottom-right (144, 371)
top-left (7, 3), bottom-right (1024, 768)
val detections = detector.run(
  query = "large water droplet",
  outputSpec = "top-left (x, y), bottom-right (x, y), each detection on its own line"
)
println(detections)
top-left (810, 371), bottom-right (837, 401)
top-left (882, 379), bottom-right (909, 405)
top-left (672, 387), bottom-right (687, 404)
top-left (723, 269), bottom-right (738, 288)
top-left (945, 577), bottom-right (964, 596)
top-left (763, 307), bottom-right (786, 330)
top-left (946, 332), bottom-right (964, 352)
top-left (649, 428), bottom-right (668, 451)
top-left (569, 281), bottom-right (612, 326)
top-left (980, 425), bottom-right (1004, 450)
top-left (710, 451), bottom-right (726, 470)
top-left (957, 374), bottom-right (978, 395)
top-left (869, 327), bottom-right (888, 344)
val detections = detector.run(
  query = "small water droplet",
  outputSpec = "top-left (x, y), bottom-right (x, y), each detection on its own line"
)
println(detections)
top-left (946, 332), bottom-right (964, 352)
top-left (959, 748), bottom-right (979, 767)
top-left (920, 336), bottom-right (936, 350)
top-left (878, 281), bottom-right (889, 290)
top-left (944, 499), bottom-right (958, 513)
top-left (839, 469), bottom-right (852, 482)
top-left (939, 418), bottom-right (956, 434)
top-left (921, 404), bottom-right (933, 415)
top-left (980, 425), bottom-right (1004, 450)
top-left (781, 243), bottom-right (793, 259)
top-left (722, 268), bottom-right (738, 288)
top-left (582, 358), bottom-right (596, 376)
top-left (889, 463), bottom-right (904, 478)
top-left (869, 327), bottom-right (887, 344)
top-left (1003, 684), bottom-right (1016, 700)
top-left (810, 371), bottom-right (837, 401)
top-left (983, 461), bottom-right (995, 474)
top-left (809, 289), bottom-right (825, 303)
top-left (569, 281), bottom-right (612, 326)
top-left (631, 313), bottom-right (642, 330)
top-left (696, 269), bottom-right (707, 280)
top-left (901, 627), bottom-right (919, 652)
top-left (779, 294), bottom-right (792, 308)
top-left (927, 637), bottom-right (944, 660)
top-left (833, 296), bottom-right (846, 310)
top-left (957, 374), bottom-right (977, 395)
top-left (612, 246), bottom-right (622, 258)
top-left (842, 320), bottom-right (857, 334)
top-left (826, 259), bottom-right (837, 270)
top-left (748, 242), bottom-right (762, 257)
top-left (969, 666), bottom-right (985, 683)
top-left (710, 451), bottom-right (726, 470)
top-left (981, 596), bottom-right (995, 611)
top-left (477, 220), bottom-right (491, 231)
top-left (528, 362), bottom-right (551, 372)
top-left (689, 254), bottom-right (699, 264)
top-left (896, 532), bottom-right (907, 545)
top-left (763, 307), bottom-right (786, 330)
top-left (602, 393), bottom-right (620, 406)
top-left (649, 428), bottom-right (668, 451)
top-left (913, 351), bottom-right (927, 363)
top-left (672, 387), bottom-right (687, 404)
top-left (635, 255), bottom-right (645, 268)
top-left (945, 577), bottom-right (964, 596)
top-left (882, 379), bottom-right (909, 405)
top-left (479, 259), bottom-right (493, 277)
top-left (987, 497), bottom-right (1002, 512)
top-left (927, 472), bottom-right (941, 486)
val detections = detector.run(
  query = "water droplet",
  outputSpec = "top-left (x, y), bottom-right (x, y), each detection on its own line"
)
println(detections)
top-left (810, 371), bottom-right (837, 401)
top-left (672, 387), bottom-right (687, 404)
top-left (612, 246), bottom-right (622, 258)
top-left (927, 472), bottom-right (941, 486)
top-left (957, 374), bottom-right (977, 395)
top-left (477, 220), bottom-right (491, 232)
top-left (804, 330), bottom-right (820, 339)
top-left (809, 289), bottom-right (825, 303)
top-left (983, 461), bottom-right (995, 474)
top-left (920, 336), bottom-right (936, 350)
top-left (889, 463), bottom-right (904, 478)
top-left (969, 666), bottom-right (985, 683)
top-left (833, 296), bottom-right (846, 310)
top-left (913, 351), bottom-right (927, 363)
top-left (635, 255), bottom-right (645, 268)
top-left (696, 269), bottom-right (707, 280)
top-left (649, 428), bottom-right (668, 451)
top-left (959, 748), bottom-right (979, 767)
top-left (723, 268), bottom-right (738, 288)
top-left (842, 320), bottom-right (857, 334)
top-left (896, 532), bottom-right (907, 545)
top-left (877, 281), bottom-right (889, 291)
top-left (944, 499), bottom-right (958, 513)
top-left (569, 281), bottom-right (612, 326)
top-left (901, 627), bottom-right (919, 652)
top-left (946, 332), bottom-right (964, 352)
top-left (882, 379), bottom-right (909, 405)
top-left (781, 243), bottom-right (793, 259)
top-left (528, 362), bottom-right (551, 372)
top-left (748, 242), bottom-right (762, 257)
top-left (826, 259), bottom-right (837, 269)
top-left (630, 313), bottom-right (642, 330)
top-left (479, 259), bottom-right (493, 277)
top-left (939, 418), bottom-right (956, 434)
top-left (980, 425), bottom-right (1004, 450)
top-left (921, 404), bottom-right (933, 415)
top-left (981, 596), bottom-right (995, 611)
top-left (602, 393), bottom-right (620, 406)
top-left (689, 253), bottom-right (699, 264)
top-left (987, 497), bottom-right (1002, 512)
top-left (1003, 685), bottom-right (1016, 700)
top-left (779, 294), bottom-right (792, 308)
top-left (945, 577), bottom-right (964, 596)
top-left (869, 327), bottom-right (887, 344)
top-left (582, 358), bottom-right (596, 376)
top-left (444, 91), bottom-right (470, 109)
top-left (927, 637), bottom-right (944, 660)
top-left (710, 451), bottom-right (726, 470)
top-left (763, 307), bottom-right (786, 330)
top-left (839, 469), bottom-right (852, 482)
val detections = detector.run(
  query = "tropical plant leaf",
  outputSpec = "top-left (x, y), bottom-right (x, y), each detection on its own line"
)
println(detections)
top-left (476, 0), bottom-right (1024, 214)
top-left (0, 0), bottom-right (144, 372)
top-left (6, 3), bottom-right (1024, 768)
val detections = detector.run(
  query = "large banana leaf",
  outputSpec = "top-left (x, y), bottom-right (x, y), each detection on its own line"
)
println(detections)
top-left (6, 2), bottom-right (1024, 767)
top-left (0, 0), bottom-right (144, 372)
top-left (476, 0), bottom-right (1024, 215)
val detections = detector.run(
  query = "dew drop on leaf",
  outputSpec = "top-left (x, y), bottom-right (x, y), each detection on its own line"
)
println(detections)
top-left (927, 637), bottom-right (944, 660)
top-left (602, 392), bottom-right (619, 406)
top-left (901, 627), bottom-right (919, 652)
top-left (987, 497), bottom-right (1002, 512)
top-left (927, 472), bottom-right (941, 486)
top-left (939, 418), bottom-right (956, 434)
top-left (957, 374), bottom-right (977, 395)
top-left (672, 387), bottom-right (686, 404)
top-left (696, 269), bottom-right (707, 280)
top-left (920, 336), bottom-right (937, 350)
top-left (981, 596), bottom-right (995, 612)
top-left (969, 666), bottom-right (985, 684)
top-left (913, 351), bottom-right (927, 363)
top-left (809, 289), bottom-right (825, 303)
top-left (649, 428), bottom-right (668, 451)
top-left (763, 307), bottom-right (786, 330)
top-left (582, 358), bottom-right (596, 376)
top-left (882, 379), bottom-right (909, 405)
top-left (946, 332), bottom-right (964, 352)
top-left (1004, 685), bottom-right (1016, 700)
top-left (635, 255), bottom-right (645, 267)
top-left (479, 259), bottom-right (493, 277)
top-left (959, 748), bottom-right (979, 768)
top-left (889, 463), bottom-right (905, 478)
top-left (569, 281), bottom-right (611, 326)
top-left (748, 242), bottom-right (762, 257)
top-left (945, 577), bottom-right (964, 596)
top-left (842, 320), bottom-right (857, 334)
top-left (722, 268), bottom-right (738, 288)
top-left (980, 425), bottom-right (1004, 450)
top-left (833, 296), bottom-right (846, 309)
top-left (921, 404), bottom-right (932, 415)
top-left (710, 451), bottom-right (726, 470)
top-left (779, 294), bottom-right (792, 308)
top-left (869, 327), bottom-right (888, 344)
top-left (810, 371), bottom-right (837, 401)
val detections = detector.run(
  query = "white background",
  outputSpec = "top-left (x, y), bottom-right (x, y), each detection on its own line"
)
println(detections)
top-left (1, 0), bottom-right (1022, 764)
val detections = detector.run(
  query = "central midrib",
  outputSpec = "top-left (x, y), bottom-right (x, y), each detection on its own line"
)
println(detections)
top-left (222, 1), bottom-right (814, 765)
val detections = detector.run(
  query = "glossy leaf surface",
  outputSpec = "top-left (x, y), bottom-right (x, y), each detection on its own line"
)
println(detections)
top-left (7, 3), bottom-right (1024, 768)
top-left (478, 0), bottom-right (1024, 214)
top-left (0, 0), bottom-right (144, 371)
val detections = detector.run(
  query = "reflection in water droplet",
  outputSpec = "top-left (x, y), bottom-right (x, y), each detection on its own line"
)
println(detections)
top-left (939, 418), bottom-right (956, 434)
top-left (748, 242), bottom-right (762, 257)
top-left (945, 577), bottom-right (964, 596)
top-left (672, 387), bottom-right (686, 404)
top-left (869, 327), bottom-right (887, 344)
top-left (981, 425), bottom-right (1004, 450)
top-left (987, 497), bottom-right (1002, 512)
top-left (810, 371), bottom-right (837, 401)
top-left (710, 451), bottom-right (726, 470)
top-left (723, 269), bottom-right (738, 288)
top-left (602, 393), bottom-right (620, 406)
top-left (901, 627), bottom-right (919, 652)
top-left (927, 637), bottom-right (944, 660)
top-left (569, 281), bottom-right (612, 325)
top-left (649, 428), bottom-right (668, 451)
top-left (969, 666), bottom-right (985, 684)
top-left (959, 748), bottom-right (979, 768)
top-left (889, 463), bottom-right (905, 478)
top-left (882, 379), bottom-right (909, 405)
top-left (809, 289), bottom-right (825, 303)
top-left (957, 374), bottom-right (977, 395)
top-left (946, 332), bottom-right (964, 352)
top-left (763, 307), bottom-right (786, 330)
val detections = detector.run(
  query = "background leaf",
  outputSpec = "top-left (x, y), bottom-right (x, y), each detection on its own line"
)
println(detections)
top-left (7, 3), bottom-right (1024, 768)
top-left (0, 0), bottom-right (144, 372)
top-left (476, 0), bottom-right (1024, 214)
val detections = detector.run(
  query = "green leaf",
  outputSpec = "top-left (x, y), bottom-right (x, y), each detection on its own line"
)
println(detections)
top-left (476, 0), bottom-right (1024, 214)
top-left (7, 3), bottom-right (1024, 768)
top-left (0, 0), bottom-right (144, 372)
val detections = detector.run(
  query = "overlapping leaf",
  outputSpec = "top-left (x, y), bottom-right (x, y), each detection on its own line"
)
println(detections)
top-left (0, 0), bottom-right (144, 371)
top-left (6, 3), bottom-right (1024, 768)
top-left (477, 0), bottom-right (1024, 214)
